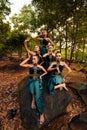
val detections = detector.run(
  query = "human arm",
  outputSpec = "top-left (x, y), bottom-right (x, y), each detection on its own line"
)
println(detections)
top-left (20, 58), bottom-right (31, 67)
top-left (24, 39), bottom-right (35, 55)
top-left (39, 59), bottom-right (44, 65)
top-left (43, 53), bottom-right (49, 58)
top-left (35, 33), bottom-right (42, 41)
top-left (38, 65), bottom-right (47, 79)
top-left (43, 52), bottom-right (55, 58)
top-left (47, 38), bottom-right (54, 46)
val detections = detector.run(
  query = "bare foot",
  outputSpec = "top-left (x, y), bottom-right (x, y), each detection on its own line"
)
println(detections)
top-left (40, 114), bottom-right (45, 125)
top-left (31, 101), bottom-right (36, 109)
top-left (54, 83), bottom-right (68, 91)
top-left (59, 87), bottom-right (63, 91)
top-left (63, 83), bottom-right (68, 91)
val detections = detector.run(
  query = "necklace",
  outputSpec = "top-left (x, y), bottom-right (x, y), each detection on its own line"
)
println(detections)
top-left (56, 62), bottom-right (60, 74)
top-left (33, 65), bottom-right (37, 79)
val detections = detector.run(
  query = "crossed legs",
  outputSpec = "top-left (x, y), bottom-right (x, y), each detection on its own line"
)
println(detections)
top-left (54, 83), bottom-right (68, 91)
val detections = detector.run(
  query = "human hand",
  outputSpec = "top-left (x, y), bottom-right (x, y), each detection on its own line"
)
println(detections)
top-left (24, 38), bottom-right (30, 43)
top-left (40, 76), bottom-right (42, 80)
top-left (63, 78), bottom-right (65, 83)
top-left (56, 67), bottom-right (60, 73)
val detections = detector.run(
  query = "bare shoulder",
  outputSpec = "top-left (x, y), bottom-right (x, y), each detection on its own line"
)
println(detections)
top-left (60, 61), bottom-right (66, 65)
top-left (61, 60), bottom-right (65, 64)
top-left (61, 61), bottom-right (70, 68)
top-left (37, 65), bottom-right (45, 70)
top-left (37, 64), bottom-right (42, 68)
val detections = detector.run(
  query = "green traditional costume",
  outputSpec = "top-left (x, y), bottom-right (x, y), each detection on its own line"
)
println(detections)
top-left (48, 64), bottom-right (64, 94)
top-left (40, 39), bottom-right (48, 56)
top-left (42, 54), bottom-right (55, 89)
top-left (43, 54), bottom-right (55, 70)
top-left (28, 66), bottom-right (43, 114)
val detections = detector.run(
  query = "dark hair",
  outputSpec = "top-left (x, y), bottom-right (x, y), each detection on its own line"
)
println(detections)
top-left (33, 54), bottom-right (40, 62)
top-left (42, 30), bottom-right (48, 37)
top-left (56, 51), bottom-right (61, 54)
top-left (34, 45), bottom-right (40, 49)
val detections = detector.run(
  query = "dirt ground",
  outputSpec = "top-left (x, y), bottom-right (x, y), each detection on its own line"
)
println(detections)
top-left (0, 57), bottom-right (87, 130)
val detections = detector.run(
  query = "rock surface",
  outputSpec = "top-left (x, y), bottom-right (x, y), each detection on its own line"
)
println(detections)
top-left (68, 82), bottom-right (87, 105)
top-left (18, 76), bottom-right (71, 130)
top-left (69, 111), bottom-right (87, 130)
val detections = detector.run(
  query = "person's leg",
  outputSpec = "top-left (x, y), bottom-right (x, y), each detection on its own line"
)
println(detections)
top-left (29, 80), bottom-right (36, 109)
top-left (40, 114), bottom-right (44, 125)
top-left (31, 94), bottom-right (36, 109)
top-left (48, 77), bottom-right (55, 94)
top-left (34, 80), bottom-right (44, 124)
top-left (54, 83), bottom-right (68, 91)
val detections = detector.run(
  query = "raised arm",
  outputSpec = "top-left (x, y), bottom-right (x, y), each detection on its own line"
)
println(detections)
top-left (24, 39), bottom-right (35, 56)
top-left (48, 38), bottom-right (54, 46)
top-left (20, 58), bottom-right (30, 67)
top-left (43, 53), bottom-right (49, 58)
top-left (35, 35), bottom-right (42, 41)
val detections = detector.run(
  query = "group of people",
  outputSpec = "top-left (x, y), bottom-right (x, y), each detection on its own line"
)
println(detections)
top-left (20, 30), bottom-right (71, 125)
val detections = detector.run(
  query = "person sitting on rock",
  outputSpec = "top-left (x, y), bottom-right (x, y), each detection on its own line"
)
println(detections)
top-left (42, 45), bottom-right (56, 89)
top-left (47, 51), bottom-right (72, 94)
top-left (36, 30), bottom-right (54, 56)
top-left (20, 55), bottom-right (47, 124)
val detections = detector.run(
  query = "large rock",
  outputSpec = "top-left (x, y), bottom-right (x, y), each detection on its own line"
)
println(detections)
top-left (68, 82), bottom-right (87, 105)
top-left (18, 76), bottom-right (71, 130)
top-left (69, 111), bottom-right (87, 130)
top-left (0, 63), bottom-right (24, 71)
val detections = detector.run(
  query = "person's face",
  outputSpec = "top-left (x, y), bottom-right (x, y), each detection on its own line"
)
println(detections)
top-left (55, 53), bottom-right (61, 61)
top-left (42, 30), bottom-right (47, 37)
top-left (48, 45), bottom-right (54, 53)
top-left (34, 46), bottom-right (40, 52)
top-left (32, 56), bottom-right (38, 64)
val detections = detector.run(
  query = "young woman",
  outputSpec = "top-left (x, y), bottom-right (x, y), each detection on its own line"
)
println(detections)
top-left (20, 55), bottom-right (47, 124)
top-left (24, 38), bottom-right (43, 64)
top-left (47, 52), bottom-right (71, 94)
top-left (36, 30), bottom-right (54, 56)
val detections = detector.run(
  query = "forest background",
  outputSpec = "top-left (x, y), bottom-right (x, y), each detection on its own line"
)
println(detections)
top-left (0, 0), bottom-right (87, 62)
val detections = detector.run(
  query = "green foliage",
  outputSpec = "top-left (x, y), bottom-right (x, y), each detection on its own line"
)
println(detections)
top-left (0, 0), bottom-right (11, 53)
top-left (0, 0), bottom-right (87, 62)
top-left (0, 0), bottom-right (11, 20)
top-left (11, 4), bottom-right (38, 33)
top-left (28, 38), bottom-right (40, 51)
top-left (32, 0), bottom-right (87, 62)
top-left (0, 21), bottom-right (11, 51)
top-left (5, 31), bottom-right (28, 57)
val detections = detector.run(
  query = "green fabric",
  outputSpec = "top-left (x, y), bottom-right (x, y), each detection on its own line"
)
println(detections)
top-left (40, 46), bottom-right (47, 56)
top-left (48, 74), bottom-right (64, 95)
top-left (28, 78), bottom-right (43, 114)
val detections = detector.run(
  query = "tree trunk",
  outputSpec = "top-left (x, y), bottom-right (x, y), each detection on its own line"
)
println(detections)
top-left (18, 45), bottom-right (22, 58)
top-left (82, 39), bottom-right (85, 61)
top-left (65, 21), bottom-right (68, 61)
top-left (70, 41), bottom-right (74, 63)
top-left (59, 40), bottom-right (62, 53)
